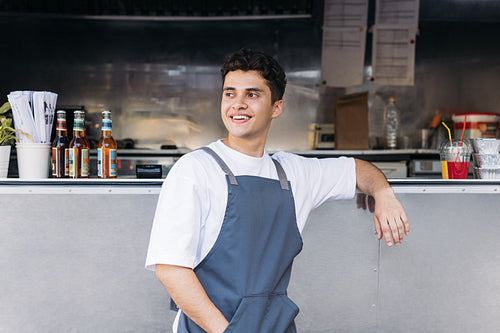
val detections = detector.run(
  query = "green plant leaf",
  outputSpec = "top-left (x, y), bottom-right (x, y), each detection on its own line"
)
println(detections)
top-left (0, 102), bottom-right (31, 145)
top-left (0, 102), bottom-right (11, 115)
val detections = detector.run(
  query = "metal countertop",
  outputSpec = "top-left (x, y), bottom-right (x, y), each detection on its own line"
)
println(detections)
top-left (1, 178), bottom-right (500, 195)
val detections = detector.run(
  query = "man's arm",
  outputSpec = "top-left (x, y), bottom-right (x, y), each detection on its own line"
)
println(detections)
top-left (355, 158), bottom-right (409, 246)
top-left (156, 264), bottom-right (229, 333)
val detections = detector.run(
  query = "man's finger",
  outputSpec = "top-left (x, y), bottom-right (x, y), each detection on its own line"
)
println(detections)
top-left (388, 217), bottom-right (401, 245)
top-left (396, 216), bottom-right (405, 244)
top-left (377, 217), bottom-right (394, 246)
top-left (402, 213), bottom-right (410, 235)
top-left (373, 218), bottom-right (382, 240)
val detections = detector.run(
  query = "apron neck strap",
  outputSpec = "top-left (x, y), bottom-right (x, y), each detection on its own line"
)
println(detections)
top-left (200, 146), bottom-right (290, 191)
top-left (200, 147), bottom-right (238, 185)
top-left (271, 158), bottom-right (290, 191)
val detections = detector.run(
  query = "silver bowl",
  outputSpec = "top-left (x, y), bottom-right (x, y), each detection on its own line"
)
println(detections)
top-left (472, 153), bottom-right (500, 167)
top-left (469, 138), bottom-right (500, 154)
top-left (473, 167), bottom-right (500, 179)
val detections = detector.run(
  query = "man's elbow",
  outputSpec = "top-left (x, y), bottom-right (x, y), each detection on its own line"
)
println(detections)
top-left (155, 263), bottom-right (192, 282)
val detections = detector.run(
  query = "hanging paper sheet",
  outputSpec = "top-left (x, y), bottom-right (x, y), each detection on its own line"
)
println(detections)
top-left (370, 0), bottom-right (420, 86)
top-left (375, 0), bottom-right (420, 26)
top-left (321, 0), bottom-right (369, 87)
top-left (371, 26), bottom-right (418, 86)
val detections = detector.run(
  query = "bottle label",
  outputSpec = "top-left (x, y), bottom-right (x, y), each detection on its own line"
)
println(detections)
top-left (65, 149), bottom-right (69, 176)
top-left (56, 119), bottom-right (67, 131)
top-left (74, 119), bottom-right (84, 131)
top-left (52, 147), bottom-right (57, 176)
top-left (98, 148), bottom-right (117, 177)
top-left (52, 146), bottom-right (69, 178)
top-left (68, 149), bottom-right (75, 177)
top-left (69, 148), bottom-right (88, 178)
top-left (110, 149), bottom-right (117, 177)
top-left (81, 148), bottom-right (89, 177)
top-left (102, 119), bottom-right (112, 131)
top-left (97, 148), bottom-right (102, 177)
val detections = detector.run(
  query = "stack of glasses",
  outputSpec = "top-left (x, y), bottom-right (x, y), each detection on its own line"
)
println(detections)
top-left (470, 138), bottom-right (500, 179)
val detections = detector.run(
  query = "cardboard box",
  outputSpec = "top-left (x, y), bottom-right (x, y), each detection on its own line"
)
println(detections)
top-left (334, 92), bottom-right (369, 150)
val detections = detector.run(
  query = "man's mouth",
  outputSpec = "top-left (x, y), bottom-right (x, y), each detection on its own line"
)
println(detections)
top-left (231, 115), bottom-right (250, 121)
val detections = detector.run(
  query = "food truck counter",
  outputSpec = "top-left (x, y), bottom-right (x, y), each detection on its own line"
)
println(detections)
top-left (1, 179), bottom-right (499, 332)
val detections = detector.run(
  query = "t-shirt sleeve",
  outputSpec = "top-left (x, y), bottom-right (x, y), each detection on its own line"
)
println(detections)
top-left (145, 155), bottom-right (207, 271)
top-left (273, 152), bottom-right (356, 228)
top-left (308, 156), bottom-right (357, 206)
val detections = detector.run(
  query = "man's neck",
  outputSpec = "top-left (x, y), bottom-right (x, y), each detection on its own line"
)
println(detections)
top-left (221, 136), bottom-right (266, 158)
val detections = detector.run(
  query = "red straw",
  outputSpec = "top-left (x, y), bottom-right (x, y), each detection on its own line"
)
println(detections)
top-left (455, 115), bottom-right (468, 162)
top-left (459, 114), bottom-right (467, 146)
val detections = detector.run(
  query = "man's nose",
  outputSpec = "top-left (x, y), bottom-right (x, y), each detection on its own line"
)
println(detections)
top-left (231, 96), bottom-right (247, 109)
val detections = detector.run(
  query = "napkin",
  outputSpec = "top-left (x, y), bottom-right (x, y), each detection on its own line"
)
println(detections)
top-left (7, 90), bottom-right (57, 143)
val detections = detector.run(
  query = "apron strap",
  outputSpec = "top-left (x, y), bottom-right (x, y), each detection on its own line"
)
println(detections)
top-left (200, 146), bottom-right (289, 190)
top-left (200, 147), bottom-right (238, 185)
top-left (272, 158), bottom-right (290, 191)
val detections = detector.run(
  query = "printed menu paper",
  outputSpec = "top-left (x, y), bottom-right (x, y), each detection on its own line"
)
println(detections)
top-left (321, 27), bottom-right (367, 87)
top-left (371, 26), bottom-right (417, 86)
top-left (375, 0), bottom-right (420, 26)
top-left (321, 0), bottom-right (369, 87)
top-left (371, 0), bottom-right (420, 86)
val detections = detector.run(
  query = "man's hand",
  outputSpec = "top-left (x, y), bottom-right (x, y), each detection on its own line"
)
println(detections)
top-left (156, 264), bottom-right (229, 333)
top-left (371, 188), bottom-right (409, 246)
top-left (355, 159), bottom-right (409, 247)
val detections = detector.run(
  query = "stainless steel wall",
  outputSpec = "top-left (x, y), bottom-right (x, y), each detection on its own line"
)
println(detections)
top-left (293, 187), bottom-right (500, 332)
top-left (1, 1), bottom-right (499, 150)
top-left (0, 16), bottom-right (322, 150)
top-left (1, 181), bottom-right (499, 332)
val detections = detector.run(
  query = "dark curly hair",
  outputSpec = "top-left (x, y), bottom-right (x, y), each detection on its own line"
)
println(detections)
top-left (221, 48), bottom-right (287, 104)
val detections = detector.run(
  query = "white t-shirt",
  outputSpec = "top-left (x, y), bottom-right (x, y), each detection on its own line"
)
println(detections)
top-left (145, 139), bottom-right (356, 271)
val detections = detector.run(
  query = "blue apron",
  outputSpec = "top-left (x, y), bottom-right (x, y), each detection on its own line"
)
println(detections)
top-left (176, 147), bottom-right (303, 333)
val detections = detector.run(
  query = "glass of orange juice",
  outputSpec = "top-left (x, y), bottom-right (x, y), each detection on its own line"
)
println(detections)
top-left (439, 140), bottom-right (472, 179)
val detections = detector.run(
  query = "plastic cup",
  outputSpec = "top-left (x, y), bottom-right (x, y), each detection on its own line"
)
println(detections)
top-left (16, 143), bottom-right (51, 179)
top-left (0, 145), bottom-right (11, 178)
top-left (439, 140), bottom-right (472, 179)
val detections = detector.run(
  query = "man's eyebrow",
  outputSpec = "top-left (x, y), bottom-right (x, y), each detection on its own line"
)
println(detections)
top-left (223, 87), bottom-right (264, 92)
top-left (246, 87), bottom-right (264, 92)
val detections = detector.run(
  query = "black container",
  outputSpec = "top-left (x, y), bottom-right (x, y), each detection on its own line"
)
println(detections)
top-left (136, 164), bottom-right (162, 179)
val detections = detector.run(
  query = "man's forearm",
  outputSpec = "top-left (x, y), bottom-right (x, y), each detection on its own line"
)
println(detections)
top-left (354, 158), bottom-right (392, 197)
top-left (156, 264), bottom-right (229, 333)
top-left (354, 158), bottom-right (410, 246)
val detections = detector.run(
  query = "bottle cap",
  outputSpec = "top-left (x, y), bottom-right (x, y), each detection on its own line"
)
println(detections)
top-left (74, 111), bottom-right (85, 123)
top-left (102, 110), bottom-right (112, 120)
top-left (74, 110), bottom-right (85, 117)
top-left (56, 110), bottom-right (66, 120)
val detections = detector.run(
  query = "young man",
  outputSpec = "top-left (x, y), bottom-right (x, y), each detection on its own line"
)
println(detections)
top-left (146, 48), bottom-right (409, 333)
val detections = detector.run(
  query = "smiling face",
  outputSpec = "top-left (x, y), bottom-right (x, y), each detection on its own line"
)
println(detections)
top-left (221, 70), bottom-right (283, 156)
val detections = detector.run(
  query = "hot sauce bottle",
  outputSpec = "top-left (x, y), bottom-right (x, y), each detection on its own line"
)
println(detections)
top-left (51, 110), bottom-right (70, 178)
top-left (69, 110), bottom-right (89, 178)
top-left (97, 110), bottom-right (117, 178)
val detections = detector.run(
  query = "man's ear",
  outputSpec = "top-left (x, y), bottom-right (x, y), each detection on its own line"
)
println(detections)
top-left (271, 100), bottom-right (283, 119)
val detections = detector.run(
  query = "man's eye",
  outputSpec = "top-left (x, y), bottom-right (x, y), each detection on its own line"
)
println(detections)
top-left (225, 92), bottom-right (234, 97)
top-left (249, 92), bottom-right (258, 98)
